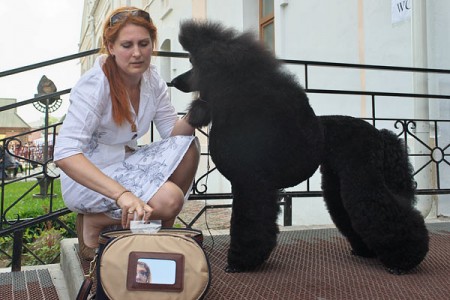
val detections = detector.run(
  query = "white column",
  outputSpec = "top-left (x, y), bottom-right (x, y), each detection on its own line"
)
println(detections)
top-left (412, 0), bottom-right (434, 217)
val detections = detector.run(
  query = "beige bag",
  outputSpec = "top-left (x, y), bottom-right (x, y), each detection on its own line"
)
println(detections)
top-left (79, 228), bottom-right (211, 300)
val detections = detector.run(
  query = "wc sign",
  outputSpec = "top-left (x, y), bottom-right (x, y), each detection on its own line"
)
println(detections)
top-left (392, 0), bottom-right (412, 24)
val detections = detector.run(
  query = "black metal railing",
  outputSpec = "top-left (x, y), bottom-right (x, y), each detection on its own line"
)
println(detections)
top-left (1, 49), bottom-right (450, 270)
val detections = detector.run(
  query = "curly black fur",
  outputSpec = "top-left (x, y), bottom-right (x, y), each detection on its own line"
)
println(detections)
top-left (319, 116), bottom-right (429, 274)
top-left (172, 20), bottom-right (428, 275)
top-left (172, 20), bottom-right (324, 272)
top-left (186, 98), bottom-right (211, 128)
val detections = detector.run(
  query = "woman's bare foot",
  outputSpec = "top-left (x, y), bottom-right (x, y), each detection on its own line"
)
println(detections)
top-left (83, 213), bottom-right (120, 248)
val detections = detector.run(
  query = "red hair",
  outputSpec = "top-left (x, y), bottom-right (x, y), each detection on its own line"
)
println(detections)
top-left (101, 7), bottom-right (157, 125)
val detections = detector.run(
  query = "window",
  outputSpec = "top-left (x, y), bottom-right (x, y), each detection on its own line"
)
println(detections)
top-left (259, 0), bottom-right (274, 51)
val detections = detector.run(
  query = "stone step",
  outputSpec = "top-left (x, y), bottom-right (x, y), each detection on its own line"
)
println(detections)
top-left (60, 238), bottom-right (84, 300)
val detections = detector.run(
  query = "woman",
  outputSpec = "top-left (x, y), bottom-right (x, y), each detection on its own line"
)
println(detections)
top-left (0, 145), bottom-right (22, 179)
top-left (54, 7), bottom-right (199, 260)
top-left (136, 261), bottom-right (151, 283)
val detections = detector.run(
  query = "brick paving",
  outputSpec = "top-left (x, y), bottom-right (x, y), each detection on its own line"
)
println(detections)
top-left (175, 200), bottom-right (232, 231)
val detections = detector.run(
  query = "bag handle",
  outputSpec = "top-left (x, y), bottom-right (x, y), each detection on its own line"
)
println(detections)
top-left (99, 227), bottom-right (204, 246)
top-left (76, 254), bottom-right (98, 300)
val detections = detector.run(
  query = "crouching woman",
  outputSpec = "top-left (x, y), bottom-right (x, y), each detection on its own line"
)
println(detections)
top-left (54, 6), bottom-right (199, 261)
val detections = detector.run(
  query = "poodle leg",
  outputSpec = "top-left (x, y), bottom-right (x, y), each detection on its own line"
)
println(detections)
top-left (339, 168), bottom-right (429, 274)
top-left (380, 129), bottom-right (416, 203)
top-left (320, 165), bottom-right (375, 257)
top-left (225, 184), bottom-right (280, 273)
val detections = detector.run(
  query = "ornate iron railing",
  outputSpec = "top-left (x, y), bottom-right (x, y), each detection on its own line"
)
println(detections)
top-left (1, 49), bottom-right (450, 270)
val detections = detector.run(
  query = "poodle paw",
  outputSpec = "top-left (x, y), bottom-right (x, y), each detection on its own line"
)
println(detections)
top-left (187, 98), bottom-right (211, 128)
top-left (225, 265), bottom-right (244, 273)
top-left (387, 267), bottom-right (406, 275)
top-left (351, 249), bottom-right (376, 258)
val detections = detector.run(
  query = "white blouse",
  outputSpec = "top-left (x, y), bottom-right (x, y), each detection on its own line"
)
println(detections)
top-left (54, 55), bottom-right (178, 168)
top-left (53, 55), bottom-right (196, 217)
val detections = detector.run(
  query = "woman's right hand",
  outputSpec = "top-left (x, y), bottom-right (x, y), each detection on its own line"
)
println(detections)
top-left (117, 192), bottom-right (153, 228)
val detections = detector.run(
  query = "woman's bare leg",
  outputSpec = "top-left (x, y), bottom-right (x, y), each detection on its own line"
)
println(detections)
top-left (148, 181), bottom-right (185, 227)
top-left (82, 183), bottom-right (184, 248)
top-left (83, 213), bottom-right (121, 248)
top-left (169, 139), bottom-right (200, 194)
top-left (147, 140), bottom-right (200, 226)
top-left (82, 140), bottom-right (200, 247)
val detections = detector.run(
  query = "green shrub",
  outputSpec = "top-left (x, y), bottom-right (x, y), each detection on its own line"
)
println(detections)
top-left (23, 227), bottom-right (64, 266)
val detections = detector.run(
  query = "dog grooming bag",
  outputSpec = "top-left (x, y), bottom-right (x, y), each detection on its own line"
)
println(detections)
top-left (78, 228), bottom-right (211, 300)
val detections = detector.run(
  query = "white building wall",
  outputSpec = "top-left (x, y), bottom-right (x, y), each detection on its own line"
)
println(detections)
top-left (79, 0), bottom-right (450, 225)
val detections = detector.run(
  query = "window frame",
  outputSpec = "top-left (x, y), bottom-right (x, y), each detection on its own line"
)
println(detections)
top-left (259, 0), bottom-right (275, 50)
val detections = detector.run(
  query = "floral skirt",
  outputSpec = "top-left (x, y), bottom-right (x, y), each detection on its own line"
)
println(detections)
top-left (61, 135), bottom-right (197, 219)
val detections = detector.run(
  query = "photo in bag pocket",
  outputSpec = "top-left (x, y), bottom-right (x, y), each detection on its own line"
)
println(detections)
top-left (127, 251), bottom-right (184, 291)
top-left (97, 230), bottom-right (211, 300)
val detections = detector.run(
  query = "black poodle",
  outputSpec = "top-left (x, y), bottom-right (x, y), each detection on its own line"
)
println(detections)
top-left (172, 20), bottom-right (324, 272)
top-left (172, 20), bottom-right (429, 274)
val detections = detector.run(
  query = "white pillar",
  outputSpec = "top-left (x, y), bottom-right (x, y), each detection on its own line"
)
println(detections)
top-left (412, 0), bottom-right (434, 217)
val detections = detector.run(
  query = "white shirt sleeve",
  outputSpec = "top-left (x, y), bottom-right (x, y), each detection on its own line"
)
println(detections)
top-left (54, 69), bottom-right (109, 162)
top-left (54, 60), bottom-right (178, 163)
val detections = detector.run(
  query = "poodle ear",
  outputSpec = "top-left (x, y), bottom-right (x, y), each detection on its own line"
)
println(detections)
top-left (186, 98), bottom-right (211, 128)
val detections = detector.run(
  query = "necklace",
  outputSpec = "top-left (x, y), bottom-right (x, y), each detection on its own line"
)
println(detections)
top-left (126, 81), bottom-right (141, 134)
top-left (126, 91), bottom-right (138, 133)
top-left (131, 119), bottom-right (137, 140)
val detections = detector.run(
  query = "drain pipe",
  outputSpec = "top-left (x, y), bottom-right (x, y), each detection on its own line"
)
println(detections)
top-left (89, 0), bottom-right (100, 63)
top-left (88, 15), bottom-right (96, 49)
top-left (411, 0), bottom-right (434, 218)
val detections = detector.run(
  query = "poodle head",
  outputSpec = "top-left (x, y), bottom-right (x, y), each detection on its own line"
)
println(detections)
top-left (170, 20), bottom-right (287, 127)
top-left (174, 20), bottom-right (279, 85)
top-left (178, 20), bottom-right (238, 59)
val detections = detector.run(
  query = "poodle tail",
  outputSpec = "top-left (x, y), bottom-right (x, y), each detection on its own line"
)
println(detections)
top-left (380, 129), bottom-right (416, 206)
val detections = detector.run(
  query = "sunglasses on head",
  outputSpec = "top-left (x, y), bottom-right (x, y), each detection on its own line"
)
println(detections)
top-left (110, 9), bottom-right (151, 27)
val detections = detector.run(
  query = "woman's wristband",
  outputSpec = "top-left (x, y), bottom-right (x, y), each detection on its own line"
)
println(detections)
top-left (116, 190), bottom-right (131, 202)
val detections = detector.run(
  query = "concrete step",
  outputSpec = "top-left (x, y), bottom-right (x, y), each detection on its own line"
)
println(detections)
top-left (60, 238), bottom-right (84, 300)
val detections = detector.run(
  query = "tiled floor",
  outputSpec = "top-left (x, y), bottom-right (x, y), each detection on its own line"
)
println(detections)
top-left (0, 264), bottom-right (69, 300)
top-left (2, 220), bottom-right (449, 299)
top-left (80, 221), bottom-right (450, 300)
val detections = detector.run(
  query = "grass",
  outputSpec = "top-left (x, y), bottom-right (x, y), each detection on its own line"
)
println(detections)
top-left (2, 178), bottom-right (68, 219)
top-left (1, 178), bottom-right (77, 267)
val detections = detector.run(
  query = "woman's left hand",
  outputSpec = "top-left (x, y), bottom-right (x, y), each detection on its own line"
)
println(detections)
top-left (117, 192), bottom-right (153, 228)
